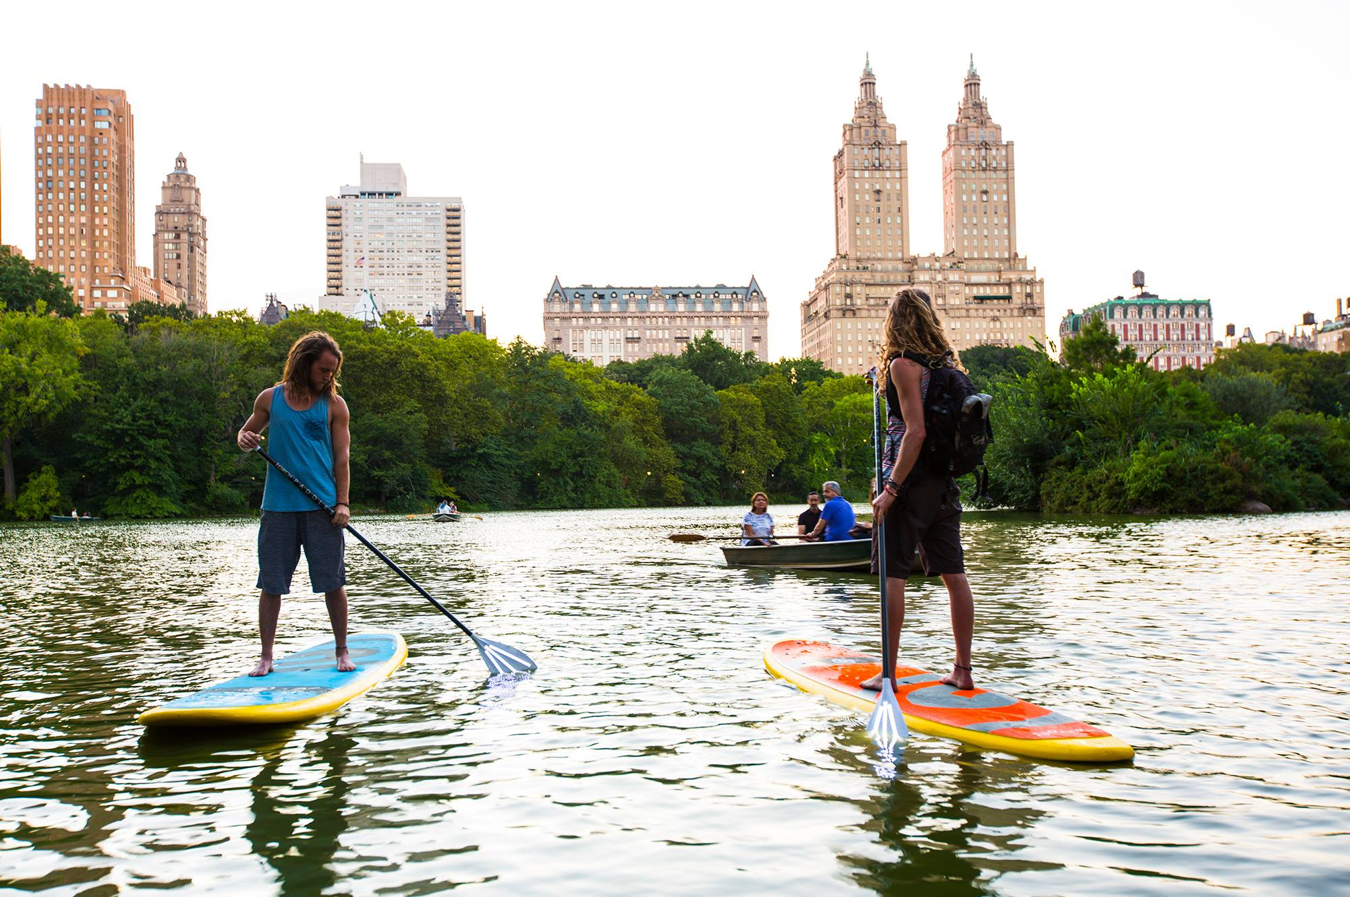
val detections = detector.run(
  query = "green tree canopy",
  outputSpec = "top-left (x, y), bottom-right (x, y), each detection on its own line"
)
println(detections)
top-left (4, 303), bottom-right (1347, 520)
top-left (716, 385), bottom-right (783, 498)
top-left (677, 331), bottom-right (768, 390)
top-left (1062, 315), bottom-right (1137, 372)
top-left (0, 305), bottom-right (87, 504)
top-left (0, 247), bottom-right (79, 317)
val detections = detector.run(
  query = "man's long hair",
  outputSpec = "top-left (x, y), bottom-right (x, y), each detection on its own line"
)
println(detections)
top-left (876, 288), bottom-right (959, 394)
top-left (278, 331), bottom-right (343, 398)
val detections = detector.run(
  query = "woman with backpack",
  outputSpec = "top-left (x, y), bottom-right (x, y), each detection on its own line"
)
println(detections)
top-left (860, 288), bottom-right (977, 693)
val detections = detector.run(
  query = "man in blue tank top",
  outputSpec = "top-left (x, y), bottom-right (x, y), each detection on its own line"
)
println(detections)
top-left (237, 332), bottom-right (354, 676)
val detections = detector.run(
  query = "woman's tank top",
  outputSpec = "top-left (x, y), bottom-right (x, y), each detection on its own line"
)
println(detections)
top-left (260, 386), bottom-right (335, 511)
top-left (881, 356), bottom-right (930, 485)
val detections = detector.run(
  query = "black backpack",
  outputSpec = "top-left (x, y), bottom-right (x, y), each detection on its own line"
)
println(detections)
top-left (899, 351), bottom-right (994, 499)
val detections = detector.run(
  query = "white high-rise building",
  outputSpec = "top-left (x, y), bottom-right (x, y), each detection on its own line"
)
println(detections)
top-left (317, 160), bottom-right (465, 321)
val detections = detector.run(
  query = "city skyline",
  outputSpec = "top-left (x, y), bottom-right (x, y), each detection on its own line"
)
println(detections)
top-left (2, 2), bottom-right (1347, 358)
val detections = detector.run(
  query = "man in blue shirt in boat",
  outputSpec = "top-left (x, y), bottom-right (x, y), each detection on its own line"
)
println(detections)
top-left (806, 481), bottom-right (856, 541)
top-left (236, 331), bottom-right (355, 677)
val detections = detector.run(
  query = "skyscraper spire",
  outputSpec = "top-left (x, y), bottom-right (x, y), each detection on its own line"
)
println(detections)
top-left (859, 53), bottom-right (877, 102)
top-left (964, 56), bottom-right (982, 106)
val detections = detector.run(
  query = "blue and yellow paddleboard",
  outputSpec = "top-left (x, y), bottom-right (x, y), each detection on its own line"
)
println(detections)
top-left (765, 639), bottom-right (1134, 762)
top-left (139, 631), bottom-right (407, 727)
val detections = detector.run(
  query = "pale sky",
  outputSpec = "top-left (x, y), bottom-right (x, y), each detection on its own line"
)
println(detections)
top-left (3, 1), bottom-right (1346, 358)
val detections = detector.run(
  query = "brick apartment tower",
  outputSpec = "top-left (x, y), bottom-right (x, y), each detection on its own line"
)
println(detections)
top-left (34, 84), bottom-right (136, 311)
top-left (835, 54), bottom-right (911, 261)
top-left (153, 153), bottom-right (208, 315)
top-left (944, 59), bottom-right (1016, 259)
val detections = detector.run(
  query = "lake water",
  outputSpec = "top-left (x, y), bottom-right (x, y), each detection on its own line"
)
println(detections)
top-left (1, 507), bottom-right (1347, 896)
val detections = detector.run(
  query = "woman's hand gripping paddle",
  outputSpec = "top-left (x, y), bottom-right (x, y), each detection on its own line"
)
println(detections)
top-left (865, 367), bottom-right (908, 749)
top-left (253, 446), bottom-right (536, 677)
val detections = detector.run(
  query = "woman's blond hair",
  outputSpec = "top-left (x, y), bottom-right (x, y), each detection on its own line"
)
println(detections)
top-left (876, 288), bottom-right (960, 394)
top-left (278, 331), bottom-right (343, 398)
top-left (749, 491), bottom-right (769, 509)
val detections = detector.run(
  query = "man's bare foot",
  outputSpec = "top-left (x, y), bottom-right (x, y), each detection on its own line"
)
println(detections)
top-left (940, 663), bottom-right (974, 691)
top-left (336, 648), bottom-right (356, 672)
top-left (248, 658), bottom-right (274, 677)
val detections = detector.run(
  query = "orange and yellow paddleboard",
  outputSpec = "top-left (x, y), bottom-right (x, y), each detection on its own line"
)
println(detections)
top-left (765, 639), bottom-right (1134, 763)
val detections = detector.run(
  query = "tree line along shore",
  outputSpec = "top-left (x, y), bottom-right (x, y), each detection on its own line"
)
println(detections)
top-left (3, 254), bottom-right (1349, 520)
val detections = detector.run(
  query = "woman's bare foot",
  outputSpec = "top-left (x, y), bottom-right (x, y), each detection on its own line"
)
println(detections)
top-left (859, 672), bottom-right (893, 691)
top-left (248, 658), bottom-right (274, 677)
top-left (336, 648), bottom-right (356, 672)
top-left (940, 663), bottom-right (974, 691)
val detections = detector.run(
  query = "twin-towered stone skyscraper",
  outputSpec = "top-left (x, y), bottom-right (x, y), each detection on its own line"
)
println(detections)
top-left (800, 58), bottom-right (1046, 373)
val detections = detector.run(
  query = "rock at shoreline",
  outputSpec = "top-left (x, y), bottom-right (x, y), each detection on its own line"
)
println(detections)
top-left (1239, 499), bottom-right (1273, 514)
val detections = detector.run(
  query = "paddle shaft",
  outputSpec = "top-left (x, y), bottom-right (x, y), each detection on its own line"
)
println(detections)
top-left (253, 446), bottom-right (479, 644)
top-left (870, 377), bottom-right (894, 684)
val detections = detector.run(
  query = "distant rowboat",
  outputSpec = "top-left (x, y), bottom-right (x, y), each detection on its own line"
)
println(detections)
top-left (432, 513), bottom-right (461, 522)
top-left (50, 515), bottom-right (101, 522)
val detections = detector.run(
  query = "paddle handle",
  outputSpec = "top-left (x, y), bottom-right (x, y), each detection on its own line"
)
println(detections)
top-left (253, 446), bottom-right (479, 643)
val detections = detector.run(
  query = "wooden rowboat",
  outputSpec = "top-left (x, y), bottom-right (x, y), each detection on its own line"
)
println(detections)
top-left (721, 538), bottom-right (870, 572)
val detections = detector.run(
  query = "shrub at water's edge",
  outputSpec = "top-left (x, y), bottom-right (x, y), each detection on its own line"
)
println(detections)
top-left (964, 335), bottom-right (1350, 513)
top-left (1, 303), bottom-right (1348, 518)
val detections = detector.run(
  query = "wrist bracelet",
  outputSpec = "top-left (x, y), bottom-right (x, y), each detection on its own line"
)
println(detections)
top-left (884, 480), bottom-right (901, 496)
top-left (335, 502), bottom-right (349, 508)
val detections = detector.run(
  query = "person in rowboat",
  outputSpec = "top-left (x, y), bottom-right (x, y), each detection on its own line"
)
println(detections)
top-left (436, 499), bottom-right (452, 515)
top-left (797, 491), bottom-right (822, 540)
top-left (236, 331), bottom-right (355, 677)
top-left (860, 288), bottom-right (975, 693)
top-left (741, 492), bottom-right (777, 545)
top-left (805, 481), bottom-right (856, 542)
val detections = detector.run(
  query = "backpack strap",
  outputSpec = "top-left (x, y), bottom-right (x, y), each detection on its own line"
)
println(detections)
top-left (899, 349), bottom-right (954, 371)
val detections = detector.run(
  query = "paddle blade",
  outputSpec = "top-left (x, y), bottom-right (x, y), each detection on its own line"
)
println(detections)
top-left (476, 636), bottom-right (537, 676)
top-left (866, 678), bottom-right (909, 748)
top-left (668, 533), bottom-right (707, 542)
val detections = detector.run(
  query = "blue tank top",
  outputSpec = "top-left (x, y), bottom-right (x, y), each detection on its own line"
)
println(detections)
top-left (261, 387), bottom-right (336, 511)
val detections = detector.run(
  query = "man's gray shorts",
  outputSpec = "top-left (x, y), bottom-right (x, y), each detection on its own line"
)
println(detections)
top-left (256, 510), bottom-right (346, 595)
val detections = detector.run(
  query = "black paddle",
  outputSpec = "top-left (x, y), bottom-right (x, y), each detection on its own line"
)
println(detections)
top-left (865, 369), bottom-right (908, 748)
top-left (252, 446), bottom-right (536, 677)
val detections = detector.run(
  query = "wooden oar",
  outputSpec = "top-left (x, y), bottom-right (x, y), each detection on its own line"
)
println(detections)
top-left (669, 533), bottom-right (819, 543)
top-left (253, 446), bottom-right (536, 677)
